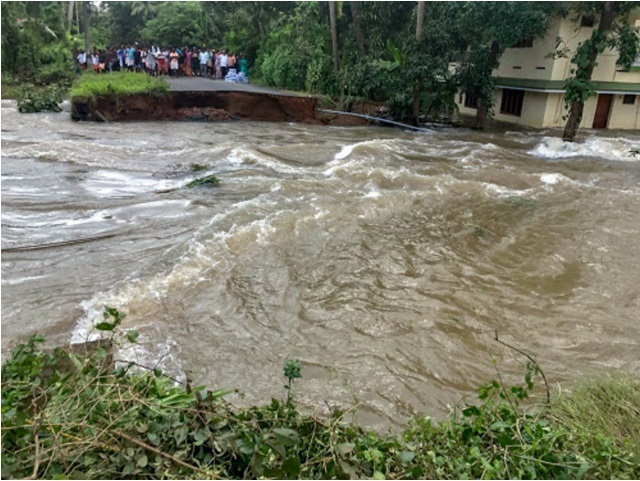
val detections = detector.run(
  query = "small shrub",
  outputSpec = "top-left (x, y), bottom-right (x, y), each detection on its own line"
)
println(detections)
top-left (190, 163), bottom-right (208, 172)
top-left (186, 174), bottom-right (220, 188)
top-left (17, 84), bottom-right (63, 113)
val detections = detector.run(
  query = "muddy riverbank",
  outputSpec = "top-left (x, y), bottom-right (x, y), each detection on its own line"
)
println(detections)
top-left (71, 90), bottom-right (381, 126)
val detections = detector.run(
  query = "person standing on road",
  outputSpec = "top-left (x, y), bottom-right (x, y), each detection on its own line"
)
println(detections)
top-left (198, 49), bottom-right (209, 77)
top-left (184, 48), bottom-right (192, 77)
top-left (220, 50), bottom-right (229, 79)
top-left (169, 48), bottom-right (179, 76)
top-left (116, 45), bottom-right (125, 70)
top-left (125, 44), bottom-right (135, 70)
top-left (77, 50), bottom-right (87, 71)
top-left (215, 50), bottom-right (222, 79)
top-left (239, 53), bottom-right (248, 76)
top-left (228, 52), bottom-right (237, 75)
top-left (145, 46), bottom-right (157, 75)
top-left (191, 48), bottom-right (200, 77)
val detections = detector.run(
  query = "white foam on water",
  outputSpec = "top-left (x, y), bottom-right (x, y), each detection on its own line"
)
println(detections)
top-left (540, 173), bottom-right (564, 185)
top-left (82, 170), bottom-right (186, 197)
top-left (323, 157), bottom-right (367, 177)
top-left (364, 189), bottom-right (383, 199)
top-left (331, 138), bottom-right (402, 162)
top-left (484, 183), bottom-right (532, 198)
top-left (335, 144), bottom-right (356, 160)
top-left (223, 147), bottom-right (305, 175)
top-left (1, 275), bottom-right (48, 286)
top-left (530, 136), bottom-right (640, 162)
top-left (70, 192), bottom-right (282, 346)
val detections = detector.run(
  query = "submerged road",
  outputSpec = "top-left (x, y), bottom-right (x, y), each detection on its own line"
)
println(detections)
top-left (165, 77), bottom-right (303, 96)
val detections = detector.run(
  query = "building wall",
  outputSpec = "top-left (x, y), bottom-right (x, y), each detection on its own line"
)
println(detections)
top-left (609, 95), bottom-right (640, 129)
top-left (493, 90), bottom-right (547, 127)
top-left (455, 9), bottom-right (640, 131)
top-left (455, 91), bottom-right (640, 130)
top-left (494, 19), bottom-right (560, 81)
top-left (495, 11), bottom-right (640, 85)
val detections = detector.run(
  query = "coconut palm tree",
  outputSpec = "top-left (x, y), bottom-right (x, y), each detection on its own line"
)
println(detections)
top-left (329, 1), bottom-right (339, 74)
top-left (131, 1), bottom-right (159, 22)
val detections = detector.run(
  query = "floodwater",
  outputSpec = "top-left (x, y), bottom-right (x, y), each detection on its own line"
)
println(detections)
top-left (2, 99), bottom-right (639, 431)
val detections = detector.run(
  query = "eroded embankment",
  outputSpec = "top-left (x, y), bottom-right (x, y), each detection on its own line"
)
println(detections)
top-left (71, 91), bottom-right (375, 125)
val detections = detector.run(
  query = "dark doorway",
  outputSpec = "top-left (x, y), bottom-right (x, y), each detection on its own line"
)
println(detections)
top-left (592, 94), bottom-right (613, 128)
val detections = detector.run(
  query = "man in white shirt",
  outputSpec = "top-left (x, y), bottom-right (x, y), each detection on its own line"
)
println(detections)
top-left (77, 50), bottom-right (87, 71)
top-left (198, 49), bottom-right (209, 77)
top-left (219, 51), bottom-right (229, 79)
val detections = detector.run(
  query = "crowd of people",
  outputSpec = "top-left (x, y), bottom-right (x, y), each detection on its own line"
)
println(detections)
top-left (74, 44), bottom-right (248, 80)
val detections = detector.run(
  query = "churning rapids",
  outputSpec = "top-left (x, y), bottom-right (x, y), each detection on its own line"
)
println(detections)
top-left (2, 99), bottom-right (639, 430)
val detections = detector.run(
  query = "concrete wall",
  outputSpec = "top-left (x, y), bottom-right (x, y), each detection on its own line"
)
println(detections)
top-left (495, 12), bottom-right (640, 85)
top-left (494, 19), bottom-right (560, 81)
top-left (541, 93), bottom-right (640, 129)
top-left (493, 90), bottom-right (546, 127)
top-left (455, 90), bottom-right (640, 130)
top-left (609, 95), bottom-right (640, 129)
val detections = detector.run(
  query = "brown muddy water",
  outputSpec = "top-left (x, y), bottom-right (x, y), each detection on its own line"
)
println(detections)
top-left (2, 99), bottom-right (639, 431)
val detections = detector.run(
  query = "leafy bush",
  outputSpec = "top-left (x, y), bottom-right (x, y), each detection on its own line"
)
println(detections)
top-left (258, 46), bottom-right (308, 92)
top-left (34, 43), bottom-right (75, 86)
top-left (17, 84), bottom-right (64, 113)
top-left (2, 311), bottom-right (638, 479)
top-left (186, 174), bottom-right (220, 188)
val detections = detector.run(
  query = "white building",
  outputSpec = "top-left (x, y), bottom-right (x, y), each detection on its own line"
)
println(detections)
top-left (455, 9), bottom-right (640, 130)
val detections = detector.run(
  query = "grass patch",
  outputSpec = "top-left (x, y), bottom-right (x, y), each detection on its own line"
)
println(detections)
top-left (549, 374), bottom-right (640, 461)
top-left (2, 310), bottom-right (639, 479)
top-left (70, 72), bottom-right (169, 99)
top-left (1, 82), bottom-right (21, 100)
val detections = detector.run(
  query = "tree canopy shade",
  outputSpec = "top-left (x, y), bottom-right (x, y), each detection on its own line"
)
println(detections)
top-left (140, 2), bottom-right (208, 48)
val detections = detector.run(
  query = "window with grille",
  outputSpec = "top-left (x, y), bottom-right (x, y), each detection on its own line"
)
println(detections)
top-left (499, 89), bottom-right (525, 116)
top-left (623, 95), bottom-right (636, 105)
top-left (512, 37), bottom-right (534, 48)
top-left (464, 92), bottom-right (478, 109)
top-left (581, 15), bottom-right (595, 27)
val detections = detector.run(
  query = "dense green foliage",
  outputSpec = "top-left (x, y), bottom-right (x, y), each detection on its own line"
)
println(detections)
top-left (140, 2), bottom-right (210, 48)
top-left (17, 84), bottom-right (65, 113)
top-left (70, 72), bottom-right (169, 99)
top-left (0, 1), bottom-right (557, 123)
top-left (1, 2), bottom-right (75, 86)
top-left (2, 1), bottom-right (636, 128)
top-left (2, 310), bottom-right (639, 480)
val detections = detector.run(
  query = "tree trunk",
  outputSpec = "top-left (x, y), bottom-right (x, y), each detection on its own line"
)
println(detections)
top-left (75, 1), bottom-right (79, 34)
top-left (350, 1), bottom-right (366, 55)
top-left (412, 1), bottom-right (426, 126)
top-left (82, 1), bottom-right (92, 67)
top-left (329, 1), bottom-right (339, 75)
top-left (562, 1), bottom-right (616, 141)
top-left (416, 1), bottom-right (425, 41)
top-left (67, 1), bottom-right (74, 33)
top-left (474, 98), bottom-right (488, 130)
top-left (562, 100), bottom-right (584, 141)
